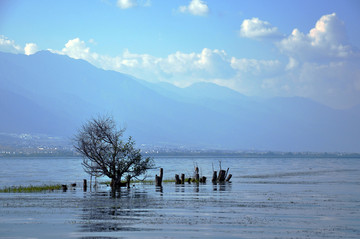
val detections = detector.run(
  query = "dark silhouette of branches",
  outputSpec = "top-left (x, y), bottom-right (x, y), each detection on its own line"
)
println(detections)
top-left (74, 115), bottom-right (153, 190)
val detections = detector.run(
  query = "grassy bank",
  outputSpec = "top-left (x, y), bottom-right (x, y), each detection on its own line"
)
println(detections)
top-left (0, 184), bottom-right (62, 193)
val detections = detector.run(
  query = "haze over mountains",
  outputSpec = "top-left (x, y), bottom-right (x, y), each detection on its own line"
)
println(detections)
top-left (0, 51), bottom-right (359, 152)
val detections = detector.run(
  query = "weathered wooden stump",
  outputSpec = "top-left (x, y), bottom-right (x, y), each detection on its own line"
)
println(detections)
top-left (83, 179), bottom-right (87, 192)
top-left (181, 174), bottom-right (185, 184)
top-left (175, 174), bottom-right (181, 184)
top-left (187, 177), bottom-right (191, 184)
top-left (226, 174), bottom-right (232, 182)
top-left (193, 167), bottom-right (200, 182)
top-left (218, 170), bottom-right (226, 182)
top-left (200, 176), bottom-right (207, 183)
top-left (62, 184), bottom-right (68, 192)
top-left (155, 168), bottom-right (163, 186)
top-left (212, 171), bottom-right (217, 183)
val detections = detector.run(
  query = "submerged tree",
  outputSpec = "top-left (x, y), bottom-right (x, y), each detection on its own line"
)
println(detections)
top-left (74, 116), bottom-right (153, 190)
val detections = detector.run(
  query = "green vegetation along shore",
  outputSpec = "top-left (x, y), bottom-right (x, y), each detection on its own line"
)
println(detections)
top-left (0, 184), bottom-right (62, 193)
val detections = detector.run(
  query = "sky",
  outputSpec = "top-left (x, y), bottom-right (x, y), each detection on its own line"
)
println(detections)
top-left (1, 0), bottom-right (360, 109)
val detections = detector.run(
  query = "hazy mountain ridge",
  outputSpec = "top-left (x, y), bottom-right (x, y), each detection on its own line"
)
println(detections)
top-left (0, 51), bottom-right (359, 152)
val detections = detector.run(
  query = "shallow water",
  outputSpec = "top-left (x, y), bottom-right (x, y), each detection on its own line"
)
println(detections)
top-left (0, 156), bottom-right (360, 238)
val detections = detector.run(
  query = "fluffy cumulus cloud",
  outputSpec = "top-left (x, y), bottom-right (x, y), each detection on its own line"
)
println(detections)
top-left (24, 43), bottom-right (38, 55)
top-left (239, 18), bottom-right (281, 39)
top-left (50, 38), bottom-right (247, 87)
top-left (2, 12), bottom-right (359, 109)
top-left (58, 38), bottom-right (94, 60)
top-left (0, 35), bottom-right (23, 54)
top-left (278, 13), bottom-right (354, 61)
top-left (179, 0), bottom-right (209, 16)
top-left (0, 35), bottom-right (39, 55)
top-left (48, 13), bottom-right (360, 108)
top-left (228, 58), bottom-right (284, 95)
top-left (160, 48), bottom-right (233, 78)
top-left (274, 13), bottom-right (360, 108)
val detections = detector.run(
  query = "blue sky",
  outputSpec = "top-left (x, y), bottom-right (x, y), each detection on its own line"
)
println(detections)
top-left (1, 0), bottom-right (360, 109)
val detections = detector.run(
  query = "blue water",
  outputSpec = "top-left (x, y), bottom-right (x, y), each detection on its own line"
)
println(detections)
top-left (0, 156), bottom-right (360, 238)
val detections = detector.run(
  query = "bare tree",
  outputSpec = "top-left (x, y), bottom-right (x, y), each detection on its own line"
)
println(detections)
top-left (74, 116), bottom-right (153, 190)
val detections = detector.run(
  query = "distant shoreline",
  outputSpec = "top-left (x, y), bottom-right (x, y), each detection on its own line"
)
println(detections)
top-left (1, 151), bottom-right (359, 158)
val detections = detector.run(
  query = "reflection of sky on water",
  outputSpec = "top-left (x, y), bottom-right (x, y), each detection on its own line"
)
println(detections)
top-left (78, 182), bottom-right (238, 236)
top-left (0, 157), bottom-right (360, 238)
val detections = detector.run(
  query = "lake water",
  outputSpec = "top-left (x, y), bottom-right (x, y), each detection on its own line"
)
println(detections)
top-left (0, 156), bottom-right (359, 238)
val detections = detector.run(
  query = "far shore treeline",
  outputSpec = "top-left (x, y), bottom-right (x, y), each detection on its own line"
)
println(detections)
top-left (1, 150), bottom-right (360, 159)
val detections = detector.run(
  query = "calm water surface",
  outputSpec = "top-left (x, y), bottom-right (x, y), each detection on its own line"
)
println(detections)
top-left (0, 156), bottom-right (359, 238)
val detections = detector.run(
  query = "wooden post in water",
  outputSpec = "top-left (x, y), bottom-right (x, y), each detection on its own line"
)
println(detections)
top-left (225, 168), bottom-right (229, 179)
top-left (83, 179), bottom-right (87, 192)
top-left (226, 174), bottom-right (232, 182)
top-left (155, 168), bottom-right (163, 186)
top-left (212, 171), bottom-right (217, 183)
top-left (200, 176), bottom-right (207, 183)
top-left (181, 174), bottom-right (185, 184)
top-left (218, 170), bottom-right (226, 182)
top-left (175, 174), bottom-right (181, 184)
top-left (195, 167), bottom-right (200, 182)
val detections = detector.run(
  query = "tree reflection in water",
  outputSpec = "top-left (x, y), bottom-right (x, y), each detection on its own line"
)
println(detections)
top-left (79, 188), bottom-right (157, 233)
top-left (78, 182), bottom-right (233, 235)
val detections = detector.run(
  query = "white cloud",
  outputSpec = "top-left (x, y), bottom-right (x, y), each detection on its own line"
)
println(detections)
top-left (0, 35), bottom-right (23, 54)
top-left (278, 13), bottom-right (354, 61)
top-left (290, 61), bottom-right (360, 109)
top-left (231, 58), bottom-right (281, 75)
top-left (270, 13), bottom-right (360, 108)
top-left (239, 18), bottom-right (281, 39)
top-left (117, 0), bottom-right (137, 9)
top-left (285, 57), bottom-right (298, 70)
top-left (228, 57), bottom-right (283, 95)
top-left (55, 38), bottom-right (98, 62)
top-left (50, 23), bottom-right (359, 108)
top-left (50, 38), bottom-right (238, 87)
top-left (0, 35), bottom-right (39, 56)
top-left (161, 48), bottom-right (234, 79)
top-left (24, 43), bottom-right (38, 55)
top-left (116, 0), bottom-right (151, 9)
top-left (4, 11), bottom-right (358, 110)
top-left (179, 0), bottom-right (209, 16)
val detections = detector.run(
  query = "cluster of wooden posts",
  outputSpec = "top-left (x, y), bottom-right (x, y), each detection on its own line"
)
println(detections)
top-left (174, 166), bottom-right (207, 184)
top-left (212, 168), bottom-right (232, 183)
top-left (64, 166), bottom-right (232, 191)
top-left (155, 166), bottom-right (232, 187)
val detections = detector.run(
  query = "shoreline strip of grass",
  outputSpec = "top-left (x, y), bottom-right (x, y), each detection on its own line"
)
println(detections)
top-left (0, 184), bottom-right (62, 193)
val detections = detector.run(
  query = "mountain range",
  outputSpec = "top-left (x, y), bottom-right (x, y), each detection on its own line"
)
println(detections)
top-left (0, 51), bottom-right (359, 152)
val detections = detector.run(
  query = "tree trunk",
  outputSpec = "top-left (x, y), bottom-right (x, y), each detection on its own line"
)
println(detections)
top-left (111, 178), bottom-right (126, 190)
top-left (126, 175), bottom-right (131, 189)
